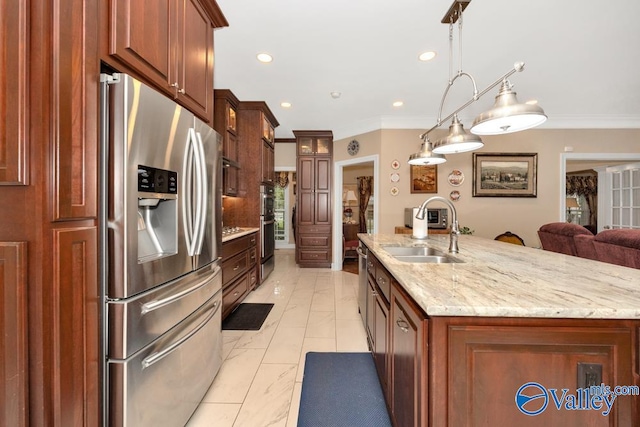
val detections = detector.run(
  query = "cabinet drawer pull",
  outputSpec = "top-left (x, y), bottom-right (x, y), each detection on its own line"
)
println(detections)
top-left (396, 318), bottom-right (410, 333)
top-left (170, 82), bottom-right (179, 88)
top-left (377, 277), bottom-right (386, 286)
top-left (371, 290), bottom-right (378, 297)
top-left (367, 261), bottom-right (374, 268)
top-left (178, 88), bottom-right (185, 94)
top-left (233, 264), bottom-right (240, 271)
top-left (233, 291), bottom-right (240, 297)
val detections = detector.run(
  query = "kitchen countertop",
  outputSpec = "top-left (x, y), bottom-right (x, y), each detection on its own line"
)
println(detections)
top-left (221, 227), bottom-right (259, 243)
top-left (359, 233), bottom-right (640, 319)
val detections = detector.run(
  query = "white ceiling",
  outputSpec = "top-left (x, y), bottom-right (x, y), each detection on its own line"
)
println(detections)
top-left (213, 0), bottom-right (640, 140)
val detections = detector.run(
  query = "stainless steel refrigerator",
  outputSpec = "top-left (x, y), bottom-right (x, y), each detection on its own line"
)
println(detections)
top-left (99, 73), bottom-right (223, 426)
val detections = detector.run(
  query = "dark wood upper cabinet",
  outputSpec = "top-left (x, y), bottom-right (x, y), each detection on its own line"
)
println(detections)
top-left (51, 0), bottom-right (98, 221)
top-left (108, 0), bottom-right (227, 123)
top-left (174, 0), bottom-right (213, 119)
top-left (0, 0), bottom-right (28, 185)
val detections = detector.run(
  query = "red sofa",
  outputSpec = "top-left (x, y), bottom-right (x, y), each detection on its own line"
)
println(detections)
top-left (592, 229), bottom-right (640, 269)
top-left (538, 223), bottom-right (640, 269)
top-left (537, 222), bottom-right (593, 256)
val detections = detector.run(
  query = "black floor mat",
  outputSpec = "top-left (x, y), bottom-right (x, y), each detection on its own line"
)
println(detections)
top-left (222, 303), bottom-right (274, 331)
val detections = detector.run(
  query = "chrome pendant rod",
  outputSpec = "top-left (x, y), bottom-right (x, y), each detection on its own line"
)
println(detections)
top-left (419, 62), bottom-right (524, 140)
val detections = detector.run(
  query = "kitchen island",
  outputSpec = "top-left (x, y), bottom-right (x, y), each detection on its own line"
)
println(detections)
top-left (358, 233), bottom-right (640, 427)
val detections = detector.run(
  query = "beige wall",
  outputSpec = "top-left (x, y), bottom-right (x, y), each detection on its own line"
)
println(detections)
top-left (275, 142), bottom-right (296, 168)
top-left (335, 128), bottom-right (640, 247)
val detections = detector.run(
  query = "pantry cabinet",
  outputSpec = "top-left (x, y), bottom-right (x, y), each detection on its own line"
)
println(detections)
top-left (295, 130), bottom-right (333, 268)
top-left (107, 0), bottom-right (228, 123)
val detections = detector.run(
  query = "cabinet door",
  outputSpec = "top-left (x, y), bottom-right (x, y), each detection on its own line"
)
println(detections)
top-left (224, 131), bottom-right (238, 162)
top-left (0, 242), bottom-right (27, 426)
top-left (261, 140), bottom-right (274, 183)
top-left (391, 290), bottom-right (423, 427)
top-left (110, 0), bottom-right (173, 95)
top-left (298, 157), bottom-right (314, 192)
top-left (175, 0), bottom-right (213, 121)
top-left (223, 166), bottom-right (238, 196)
top-left (314, 158), bottom-right (331, 225)
top-left (0, 0), bottom-right (28, 185)
top-left (315, 137), bottom-right (332, 156)
top-left (297, 192), bottom-right (315, 226)
top-left (374, 293), bottom-right (389, 394)
top-left (315, 158), bottom-right (331, 192)
top-left (298, 137), bottom-right (314, 155)
top-left (366, 277), bottom-right (376, 345)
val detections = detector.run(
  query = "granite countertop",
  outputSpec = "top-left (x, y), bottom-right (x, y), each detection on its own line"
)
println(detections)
top-left (221, 227), bottom-right (259, 243)
top-left (359, 233), bottom-right (640, 320)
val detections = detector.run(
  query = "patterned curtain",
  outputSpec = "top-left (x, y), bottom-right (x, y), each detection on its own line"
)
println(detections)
top-left (356, 176), bottom-right (373, 233)
top-left (566, 175), bottom-right (598, 226)
top-left (276, 171), bottom-right (289, 188)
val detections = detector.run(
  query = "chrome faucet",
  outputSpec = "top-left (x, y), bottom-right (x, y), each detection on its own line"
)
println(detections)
top-left (415, 196), bottom-right (460, 253)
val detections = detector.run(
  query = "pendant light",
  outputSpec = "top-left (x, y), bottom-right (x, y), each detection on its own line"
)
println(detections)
top-left (433, 114), bottom-right (483, 154)
top-left (409, 0), bottom-right (546, 164)
top-left (408, 136), bottom-right (447, 165)
top-left (471, 80), bottom-right (547, 135)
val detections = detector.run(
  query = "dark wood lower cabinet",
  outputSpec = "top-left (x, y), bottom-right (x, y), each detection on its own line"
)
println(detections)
top-left (0, 242), bottom-right (28, 427)
top-left (222, 232), bottom-right (257, 319)
top-left (390, 283), bottom-right (427, 427)
top-left (430, 317), bottom-right (638, 427)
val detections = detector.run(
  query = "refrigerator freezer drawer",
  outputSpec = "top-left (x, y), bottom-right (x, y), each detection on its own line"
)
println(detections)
top-left (108, 262), bottom-right (221, 359)
top-left (108, 291), bottom-right (222, 427)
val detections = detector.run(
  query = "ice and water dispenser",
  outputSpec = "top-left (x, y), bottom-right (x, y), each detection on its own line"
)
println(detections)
top-left (137, 165), bottom-right (178, 262)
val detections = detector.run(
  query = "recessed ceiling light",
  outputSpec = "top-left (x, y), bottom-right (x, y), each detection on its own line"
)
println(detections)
top-left (393, 101), bottom-right (404, 107)
top-left (419, 51), bottom-right (437, 62)
top-left (257, 53), bottom-right (273, 63)
top-left (330, 91), bottom-right (341, 99)
top-left (281, 102), bottom-right (292, 108)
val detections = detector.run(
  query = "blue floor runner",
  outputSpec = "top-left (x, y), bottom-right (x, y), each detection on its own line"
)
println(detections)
top-left (297, 352), bottom-right (392, 427)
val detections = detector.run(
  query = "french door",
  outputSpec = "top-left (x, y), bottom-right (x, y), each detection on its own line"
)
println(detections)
top-left (600, 162), bottom-right (640, 230)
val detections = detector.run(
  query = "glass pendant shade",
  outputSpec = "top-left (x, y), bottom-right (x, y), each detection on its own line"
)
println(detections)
top-left (470, 80), bottom-right (547, 135)
top-left (408, 139), bottom-right (447, 165)
top-left (433, 115), bottom-right (484, 154)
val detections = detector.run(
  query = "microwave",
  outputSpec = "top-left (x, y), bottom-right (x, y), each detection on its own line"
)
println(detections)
top-left (404, 207), bottom-right (448, 229)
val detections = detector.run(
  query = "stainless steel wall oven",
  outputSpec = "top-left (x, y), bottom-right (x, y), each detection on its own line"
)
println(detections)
top-left (260, 183), bottom-right (275, 281)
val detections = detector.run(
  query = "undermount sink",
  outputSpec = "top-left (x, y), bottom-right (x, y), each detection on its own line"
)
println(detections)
top-left (382, 246), bottom-right (463, 263)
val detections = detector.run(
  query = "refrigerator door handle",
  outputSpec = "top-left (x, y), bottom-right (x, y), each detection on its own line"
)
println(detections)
top-left (141, 298), bottom-right (220, 369)
top-left (182, 129), bottom-right (197, 256)
top-left (140, 265), bottom-right (221, 315)
top-left (193, 131), bottom-right (208, 255)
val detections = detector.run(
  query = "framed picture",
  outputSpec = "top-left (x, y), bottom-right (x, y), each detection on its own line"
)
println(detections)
top-left (472, 153), bottom-right (538, 197)
top-left (410, 165), bottom-right (438, 194)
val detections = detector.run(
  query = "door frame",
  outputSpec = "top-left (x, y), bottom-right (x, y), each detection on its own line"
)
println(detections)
top-left (274, 166), bottom-right (295, 249)
top-left (332, 154), bottom-right (379, 270)
top-left (560, 153), bottom-right (640, 222)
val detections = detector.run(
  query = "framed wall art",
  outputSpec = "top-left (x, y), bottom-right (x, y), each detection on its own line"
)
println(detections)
top-left (410, 165), bottom-right (438, 194)
top-left (472, 153), bottom-right (538, 197)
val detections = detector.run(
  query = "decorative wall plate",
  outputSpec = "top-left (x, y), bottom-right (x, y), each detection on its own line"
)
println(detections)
top-left (347, 139), bottom-right (360, 155)
top-left (390, 186), bottom-right (399, 196)
top-left (450, 190), bottom-right (461, 201)
top-left (391, 159), bottom-right (400, 170)
top-left (448, 170), bottom-right (464, 186)
top-left (390, 172), bottom-right (400, 183)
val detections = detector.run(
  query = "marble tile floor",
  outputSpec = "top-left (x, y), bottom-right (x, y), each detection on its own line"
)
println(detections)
top-left (186, 249), bottom-right (369, 427)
